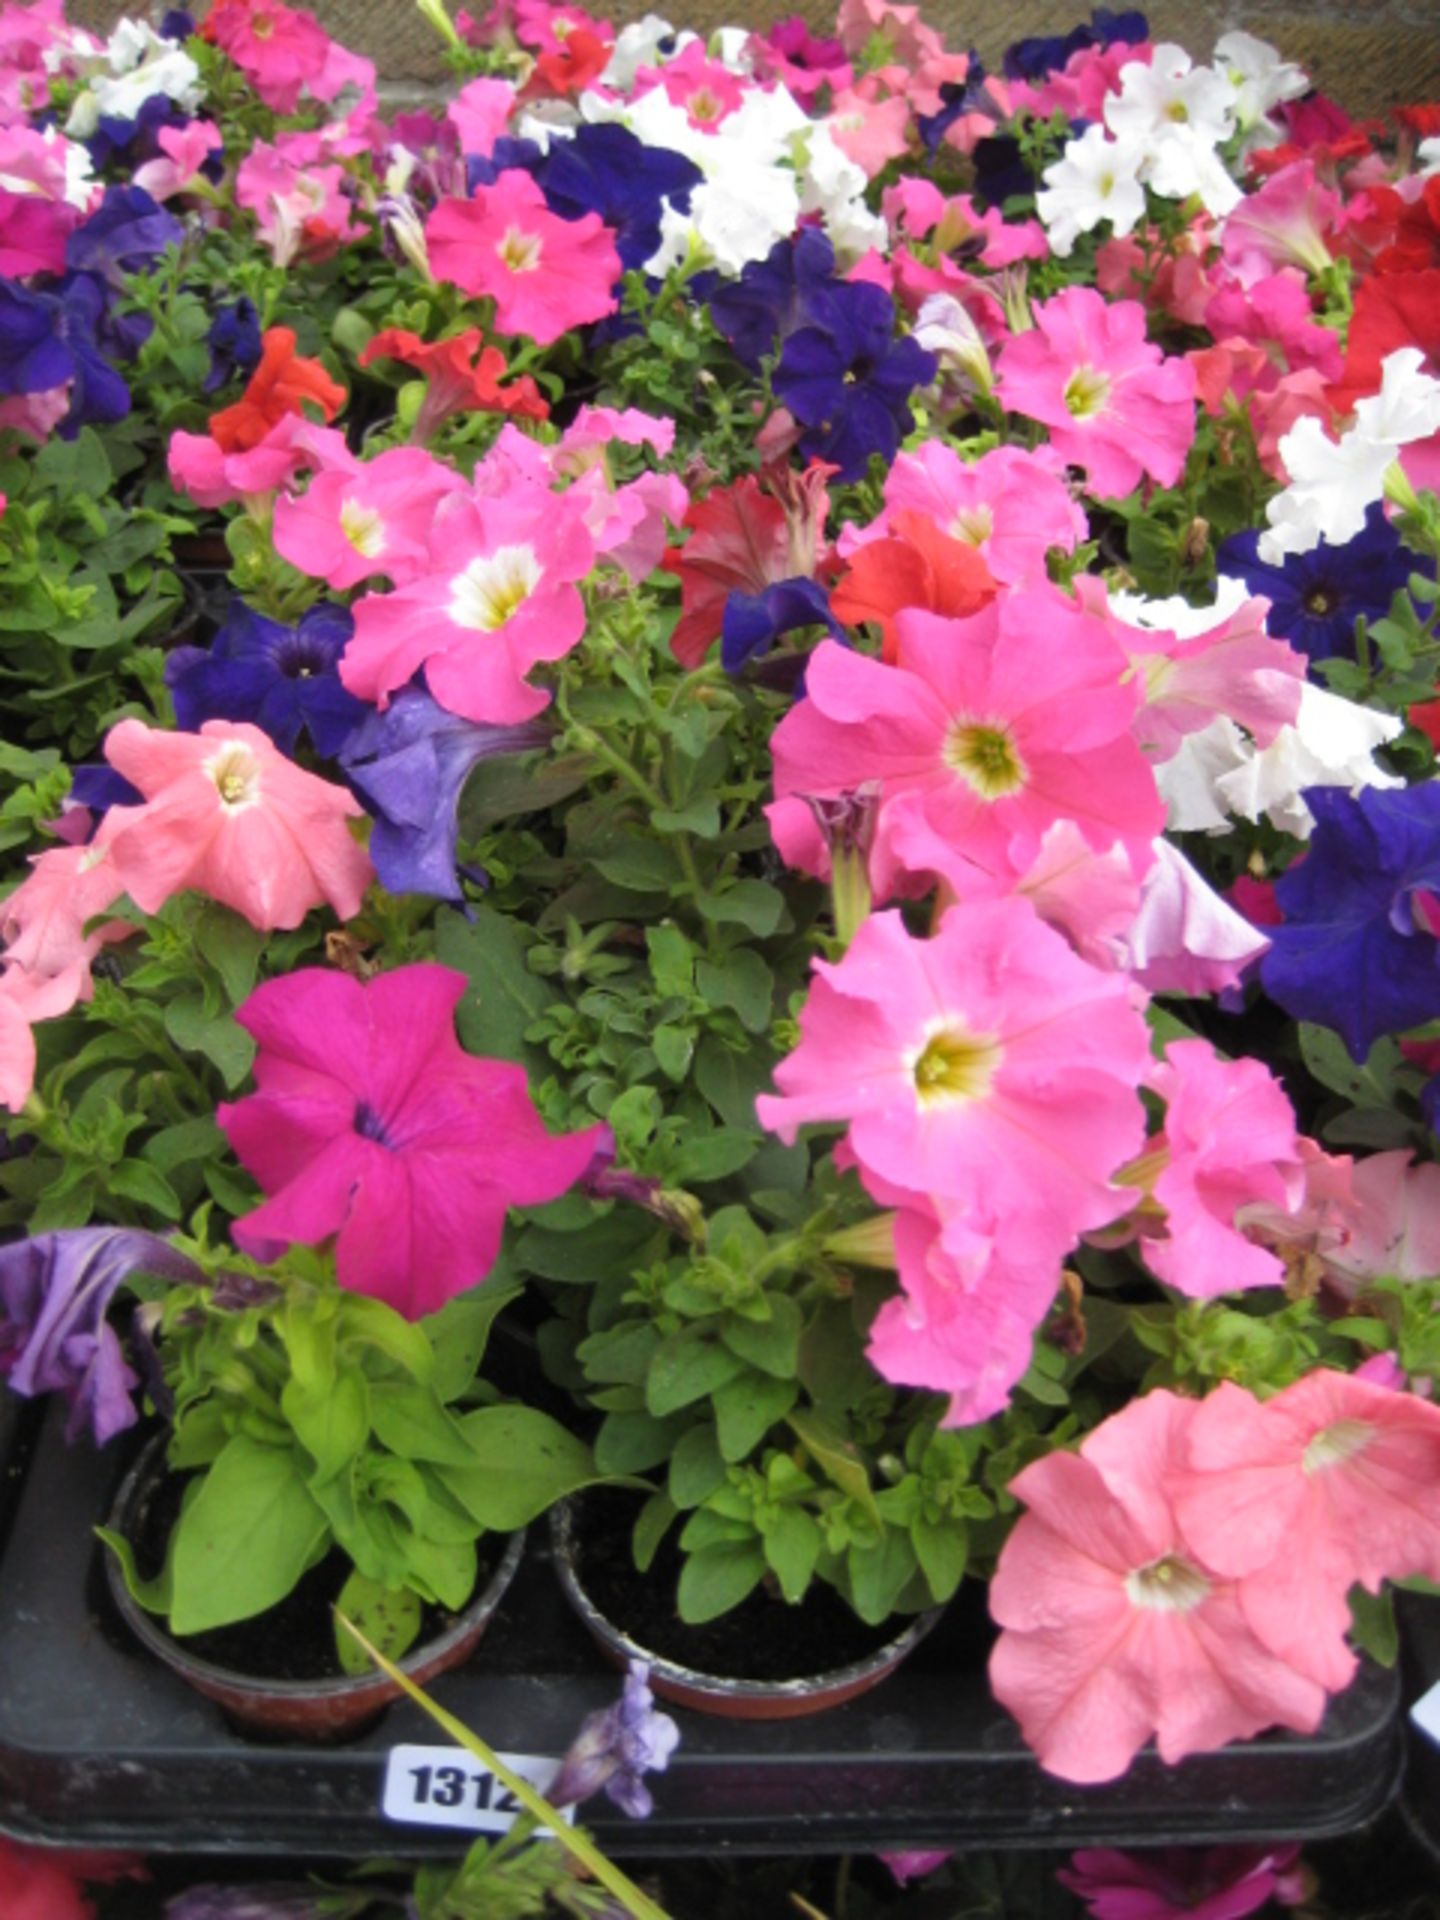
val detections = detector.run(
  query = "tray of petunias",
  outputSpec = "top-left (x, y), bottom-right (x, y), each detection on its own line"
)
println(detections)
top-left (0, 0), bottom-right (1437, 1855)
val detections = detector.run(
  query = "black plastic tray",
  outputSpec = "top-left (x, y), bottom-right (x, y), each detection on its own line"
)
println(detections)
top-left (0, 1403), bottom-right (1403, 1859)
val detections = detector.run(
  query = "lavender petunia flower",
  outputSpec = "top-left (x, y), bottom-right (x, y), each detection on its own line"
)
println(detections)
top-left (339, 685), bottom-right (550, 902)
top-left (166, 600), bottom-right (367, 758)
top-left (0, 1230), bottom-right (203, 1444)
top-left (549, 1660), bottom-right (680, 1820)
top-left (165, 1889), bottom-right (367, 1920)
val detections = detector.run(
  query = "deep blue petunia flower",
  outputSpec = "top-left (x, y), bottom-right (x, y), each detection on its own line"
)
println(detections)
top-left (971, 134), bottom-right (1037, 212)
top-left (204, 297), bottom-right (263, 393)
top-left (916, 58), bottom-right (1003, 157)
top-left (773, 281), bottom-right (936, 484)
top-left (65, 184), bottom-right (183, 289)
top-left (464, 136), bottom-right (544, 194)
top-left (710, 226), bottom-right (839, 373)
top-left (531, 123), bottom-right (703, 275)
top-left (721, 576), bottom-right (842, 674)
top-left (1217, 504), bottom-right (1426, 664)
top-left (165, 600), bottom-right (367, 758)
top-left (1259, 784), bottom-right (1440, 1062)
top-left (69, 764), bottom-right (143, 816)
top-left (160, 9), bottom-right (197, 41)
top-left (0, 274), bottom-right (130, 433)
top-left (84, 93), bottom-right (188, 172)
top-left (338, 685), bottom-right (550, 902)
top-left (1003, 8), bottom-right (1146, 81)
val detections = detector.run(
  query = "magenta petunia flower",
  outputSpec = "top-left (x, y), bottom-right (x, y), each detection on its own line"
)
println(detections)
top-left (756, 899), bottom-right (1150, 1262)
top-left (1173, 1370), bottom-right (1440, 1691)
top-left (218, 965), bottom-right (609, 1319)
top-left (426, 171), bottom-right (621, 346)
top-left (273, 446), bottom-right (465, 592)
top-left (988, 1389), bottom-right (1328, 1784)
top-left (1059, 1843), bottom-right (1305, 1920)
top-left (770, 592), bottom-right (1163, 898)
top-left (339, 484), bottom-right (595, 725)
top-left (996, 287), bottom-right (1197, 499)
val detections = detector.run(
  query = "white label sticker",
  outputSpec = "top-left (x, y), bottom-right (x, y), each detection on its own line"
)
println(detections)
top-left (1411, 1680), bottom-right (1440, 1749)
top-left (381, 1743), bottom-right (574, 1834)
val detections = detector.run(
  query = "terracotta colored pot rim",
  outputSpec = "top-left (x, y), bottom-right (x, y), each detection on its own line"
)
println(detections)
top-left (104, 1432), bottom-right (525, 1706)
top-left (549, 1498), bottom-right (944, 1718)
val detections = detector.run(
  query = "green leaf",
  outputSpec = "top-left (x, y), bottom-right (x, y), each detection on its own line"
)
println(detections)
top-left (646, 923), bottom-right (695, 999)
top-left (282, 1368), bottom-right (369, 1486)
top-left (668, 1422), bottom-right (728, 1507)
top-left (458, 750), bottom-right (591, 833)
top-left (695, 879), bottom-right (784, 937)
top-left (713, 1373), bottom-right (797, 1462)
top-left (645, 1323), bottom-right (747, 1417)
top-left (338, 1295), bottom-right (435, 1383)
top-left (633, 1490), bottom-right (676, 1573)
top-left (696, 951), bottom-right (773, 1034)
top-left (722, 1295), bottom-right (802, 1378)
top-left (435, 905), bottom-right (556, 1068)
top-left (651, 797), bottom-right (721, 836)
top-left (515, 1210), bottom-right (657, 1285)
top-left (143, 1117), bottom-right (225, 1173)
top-left (912, 1515), bottom-right (967, 1604)
top-left (95, 1524), bottom-right (173, 1615)
top-left (694, 1035), bottom-right (778, 1130)
top-left (677, 1542), bottom-right (766, 1623)
top-left (668, 1128), bottom-right (758, 1185)
top-left (169, 1438), bottom-right (329, 1634)
top-left (594, 1409), bottom-right (685, 1475)
top-left (1299, 1024), bottom-right (1405, 1106)
top-left (787, 1408), bottom-right (881, 1525)
top-left (163, 996), bottom-right (255, 1090)
top-left (441, 1406), bottom-right (599, 1529)
top-left (108, 1159), bottom-right (183, 1221)
top-left (193, 901), bottom-right (266, 1008)
top-left (652, 1023), bottom-right (695, 1082)
top-left (762, 1506), bottom-right (820, 1604)
top-left (1348, 1583), bottom-right (1398, 1668)
top-left (593, 837), bottom-right (685, 893)
top-left (369, 1383), bottom-right (481, 1467)
top-left (422, 1278), bottom-right (523, 1401)
top-left (847, 1530), bottom-right (918, 1626)
top-left (334, 1571), bottom-right (422, 1675)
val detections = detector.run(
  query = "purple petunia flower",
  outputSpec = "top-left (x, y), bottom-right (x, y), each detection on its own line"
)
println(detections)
top-left (0, 272), bottom-right (130, 433)
top-left (65, 185), bottom-right (183, 289)
top-left (549, 1660), bottom-right (680, 1820)
top-left (773, 281), bottom-right (936, 484)
top-left (0, 1229), bottom-right (203, 1445)
top-left (204, 298), bottom-right (263, 393)
top-left (711, 226), bottom-right (838, 374)
top-left (164, 1890), bottom-right (360, 1920)
top-left (165, 600), bottom-right (367, 759)
top-left (1218, 504), bottom-right (1425, 664)
top-left (1259, 783), bottom-right (1440, 1062)
top-left (338, 685), bottom-right (550, 901)
top-left (531, 122), bottom-right (702, 276)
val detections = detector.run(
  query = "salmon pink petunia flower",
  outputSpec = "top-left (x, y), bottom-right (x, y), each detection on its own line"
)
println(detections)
top-left (1174, 1371), bottom-right (1440, 1690)
top-left (989, 1389), bottom-right (1329, 1784)
top-left (426, 172), bottom-right (622, 346)
top-left (339, 485), bottom-right (594, 725)
top-left (770, 594), bottom-right (1163, 896)
top-left (273, 446), bottom-right (466, 592)
top-left (996, 287), bottom-right (1197, 498)
top-left (757, 899), bottom-right (1150, 1259)
top-left (96, 720), bottom-right (373, 932)
top-left (217, 965), bottom-right (608, 1317)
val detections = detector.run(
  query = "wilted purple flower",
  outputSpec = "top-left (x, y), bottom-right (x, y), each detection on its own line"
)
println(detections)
top-left (549, 1660), bottom-right (680, 1820)
top-left (339, 685), bottom-right (549, 902)
top-left (165, 1887), bottom-right (368, 1920)
top-left (0, 1229), bottom-right (203, 1444)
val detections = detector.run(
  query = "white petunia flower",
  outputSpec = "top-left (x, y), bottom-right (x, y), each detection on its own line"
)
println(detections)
top-left (792, 122), bottom-right (887, 262)
top-left (913, 292), bottom-right (993, 397)
top-left (1105, 44), bottom-right (1238, 149)
top-left (1037, 123), bottom-right (1146, 257)
top-left (600, 16), bottom-right (698, 92)
top-left (1213, 30), bottom-right (1308, 137)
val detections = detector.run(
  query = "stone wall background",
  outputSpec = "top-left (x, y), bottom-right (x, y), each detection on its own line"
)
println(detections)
top-left (70, 1), bottom-right (1440, 117)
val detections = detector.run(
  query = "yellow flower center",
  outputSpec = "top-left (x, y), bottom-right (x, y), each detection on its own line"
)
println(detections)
top-left (943, 721), bottom-right (1027, 799)
top-left (689, 88), bottom-right (722, 123)
top-left (339, 498), bottom-right (386, 558)
top-left (1063, 365), bottom-right (1113, 419)
top-left (497, 225), bottom-right (543, 273)
top-left (1125, 1552), bottom-right (1210, 1613)
top-left (910, 1024), bottom-right (1002, 1106)
top-left (1302, 1419), bottom-right (1374, 1475)
top-left (205, 743), bottom-right (262, 812)
top-left (448, 545), bottom-right (542, 632)
top-left (949, 504), bottom-right (994, 546)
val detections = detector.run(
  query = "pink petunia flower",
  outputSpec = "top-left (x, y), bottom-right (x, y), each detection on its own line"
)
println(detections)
top-left (879, 1850), bottom-right (951, 1886)
top-left (1114, 839), bottom-right (1271, 996)
top-left (1059, 1843), bottom-right (1305, 1920)
top-left (167, 411), bottom-right (352, 512)
top-left (95, 720), bottom-right (373, 932)
top-left (0, 124), bottom-right (90, 277)
top-left (446, 76), bottom-right (517, 157)
top-left (235, 141), bottom-right (362, 268)
top-left (204, 0), bottom-right (333, 115)
top-left (769, 595), bottom-right (1163, 898)
top-left (996, 287), bottom-right (1198, 498)
top-left (272, 446), bottom-right (466, 592)
top-left (838, 442), bottom-right (1087, 589)
top-left (988, 1389), bottom-right (1329, 1784)
top-left (1220, 161), bottom-right (1341, 284)
top-left (426, 172), bottom-right (621, 346)
top-left (132, 119), bottom-right (223, 201)
top-left (826, 86), bottom-right (912, 179)
top-left (757, 899), bottom-right (1150, 1260)
top-left (1131, 1039), bottom-right (1306, 1297)
top-left (1173, 1371), bottom-right (1440, 1690)
top-left (217, 965), bottom-right (607, 1317)
top-left (339, 483), bottom-right (594, 725)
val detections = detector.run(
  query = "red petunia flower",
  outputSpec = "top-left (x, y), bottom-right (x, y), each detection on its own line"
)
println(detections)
top-left (208, 326), bottom-right (347, 455)
top-left (359, 327), bottom-right (548, 441)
